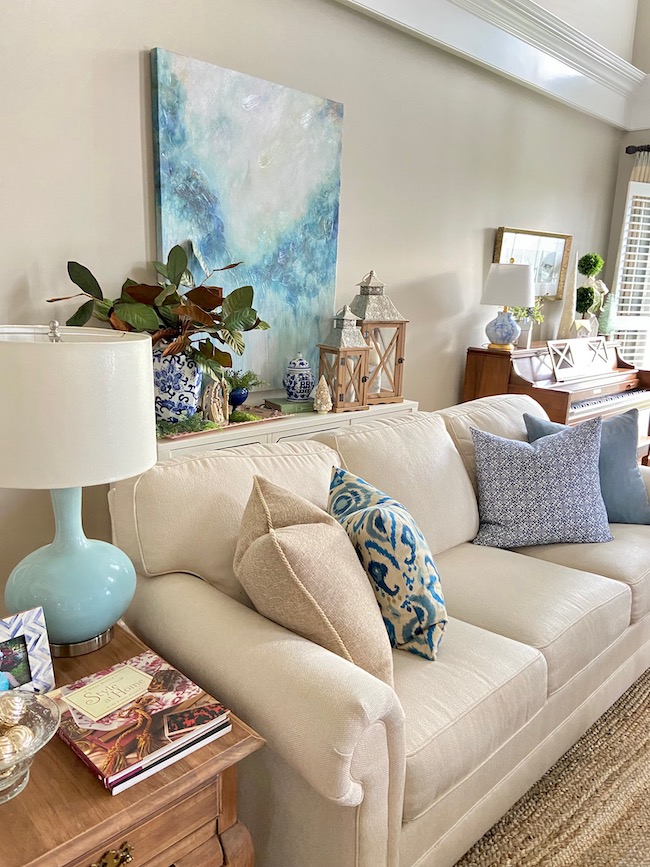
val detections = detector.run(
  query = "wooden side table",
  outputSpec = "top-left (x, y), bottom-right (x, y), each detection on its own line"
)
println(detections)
top-left (0, 626), bottom-right (264, 867)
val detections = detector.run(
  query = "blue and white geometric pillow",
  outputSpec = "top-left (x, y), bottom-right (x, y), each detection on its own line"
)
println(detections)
top-left (471, 417), bottom-right (613, 548)
top-left (328, 468), bottom-right (447, 660)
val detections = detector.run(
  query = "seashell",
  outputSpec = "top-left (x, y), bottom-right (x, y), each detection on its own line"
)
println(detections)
top-left (0, 693), bottom-right (26, 726)
top-left (6, 725), bottom-right (34, 753)
top-left (0, 735), bottom-right (16, 762)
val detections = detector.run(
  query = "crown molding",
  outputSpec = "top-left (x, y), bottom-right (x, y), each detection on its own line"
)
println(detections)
top-left (333, 0), bottom-right (650, 130)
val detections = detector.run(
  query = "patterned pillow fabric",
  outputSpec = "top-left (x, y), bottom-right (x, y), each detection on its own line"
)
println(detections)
top-left (472, 417), bottom-right (613, 548)
top-left (524, 409), bottom-right (650, 525)
top-left (327, 468), bottom-right (447, 661)
top-left (234, 476), bottom-right (394, 685)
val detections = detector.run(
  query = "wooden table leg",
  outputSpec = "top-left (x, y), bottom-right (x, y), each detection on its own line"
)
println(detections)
top-left (220, 821), bottom-right (255, 867)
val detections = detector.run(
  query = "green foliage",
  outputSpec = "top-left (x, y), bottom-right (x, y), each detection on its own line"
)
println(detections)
top-left (48, 245), bottom-right (269, 380)
top-left (156, 412), bottom-right (221, 439)
top-left (510, 297), bottom-right (544, 324)
top-left (223, 369), bottom-right (267, 391)
top-left (576, 285), bottom-right (595, 315)
top-left (577, 252), bottom-right (604, 277)
top-left (229, 409), bottom-right (259, 423)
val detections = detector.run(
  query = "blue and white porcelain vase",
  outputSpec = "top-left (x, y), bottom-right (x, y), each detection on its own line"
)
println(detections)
top-left (152, 343), bottom-right (202, 422)
top-left (283, 353), bottom-right (314, 401)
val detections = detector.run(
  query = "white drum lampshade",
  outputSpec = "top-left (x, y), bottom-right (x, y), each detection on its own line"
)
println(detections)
top-left (481, 263), bottom-right (535, 350)
top-left (0, 325), bottom-right (157, 655)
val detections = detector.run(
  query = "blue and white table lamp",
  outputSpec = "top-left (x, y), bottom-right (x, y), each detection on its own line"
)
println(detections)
top-left (481, 263), bottom-right (535, 350)
top-left (0, 323), bottom-right (157, 656)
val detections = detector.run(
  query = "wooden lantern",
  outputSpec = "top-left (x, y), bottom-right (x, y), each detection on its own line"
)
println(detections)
top-left (350, 271), bottom-right (408, 404)
top-left (318, 306), bottom-right (370, 412)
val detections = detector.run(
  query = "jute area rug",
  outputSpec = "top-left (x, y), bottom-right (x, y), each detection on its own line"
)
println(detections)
top-left (455, 668), bottom-right (650, 867)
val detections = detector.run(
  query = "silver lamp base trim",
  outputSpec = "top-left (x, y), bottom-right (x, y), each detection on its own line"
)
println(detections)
top-left (50, 627), bottom-right (113, 657)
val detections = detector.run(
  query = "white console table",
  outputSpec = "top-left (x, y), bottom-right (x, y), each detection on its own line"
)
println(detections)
top-left (157, 398), bottom-right (419, 461)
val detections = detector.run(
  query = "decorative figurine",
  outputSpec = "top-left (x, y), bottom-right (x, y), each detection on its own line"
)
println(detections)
top-left (201, 378), bottom-right (229, 426)
top-left (313, 375), bottom-right (333, 414)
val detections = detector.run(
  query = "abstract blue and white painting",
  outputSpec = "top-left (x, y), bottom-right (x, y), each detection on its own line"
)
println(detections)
top-left (151, 48), bottom-right (343, 387)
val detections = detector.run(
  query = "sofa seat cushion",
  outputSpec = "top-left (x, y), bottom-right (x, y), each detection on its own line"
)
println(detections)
top-left (396, 617), bottom-right (547, 822)
top-left (515, 523), bottom-right (650, 623)
top-left (434, 543), bottom-right (631, 694)
top-left (314, 412), bottom-right (479, 555)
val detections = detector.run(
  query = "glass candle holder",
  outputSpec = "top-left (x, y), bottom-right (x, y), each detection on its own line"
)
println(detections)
top-left (0, 691), bottom-right (60, 803)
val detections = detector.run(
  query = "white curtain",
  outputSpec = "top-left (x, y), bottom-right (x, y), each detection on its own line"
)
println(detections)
top-left (631, 150), bottom-right (650, 183)
top-left (612, 150), bottom-right (650, 366)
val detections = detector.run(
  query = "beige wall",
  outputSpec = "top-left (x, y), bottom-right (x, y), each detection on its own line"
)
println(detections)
top-left (537, 0), bottom-right (638, 59)
top-left (0, 0), bottom-right (623, 598)
top-left (634, 0), bottom-right (650, 70)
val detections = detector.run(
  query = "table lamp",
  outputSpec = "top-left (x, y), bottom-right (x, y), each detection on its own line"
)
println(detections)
top-left (481, 263), bottom-right (535, 350)
top-left (0, 323), bottom-right (157, 656)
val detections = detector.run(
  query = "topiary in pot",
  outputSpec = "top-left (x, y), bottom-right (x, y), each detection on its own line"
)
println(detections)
top-left (577, 253), bottom-right (604, 278)
top-left (576, 285), bottom-right (596, 316)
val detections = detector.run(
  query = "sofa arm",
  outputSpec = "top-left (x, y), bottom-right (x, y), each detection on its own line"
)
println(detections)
top-left (124, 571), bottom-right (406, 809)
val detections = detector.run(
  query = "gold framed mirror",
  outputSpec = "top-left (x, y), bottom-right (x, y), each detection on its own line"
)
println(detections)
top-left (493, 227), bottom-right (572, 300)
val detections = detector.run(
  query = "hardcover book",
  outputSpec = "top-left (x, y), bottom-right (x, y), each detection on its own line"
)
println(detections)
top-left (52, 650), bottom-right (231, 793)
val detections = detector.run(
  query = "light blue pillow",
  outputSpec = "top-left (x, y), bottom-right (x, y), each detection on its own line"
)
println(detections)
top-left (327, 468), bottom-right (447, 660)
top-left (472, 417), bottom-right (613, 548)
top-left (524, 410), bottom-right (650, 525)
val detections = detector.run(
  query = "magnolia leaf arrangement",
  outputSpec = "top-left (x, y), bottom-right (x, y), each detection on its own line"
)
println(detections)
top-left (48, 245), bottom-right (269, 381)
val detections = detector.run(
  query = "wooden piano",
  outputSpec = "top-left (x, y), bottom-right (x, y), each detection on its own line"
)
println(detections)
top-left (463, 338), bottom-right (650, 457)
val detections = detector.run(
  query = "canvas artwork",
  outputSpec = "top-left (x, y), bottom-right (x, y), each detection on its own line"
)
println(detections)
top-left (151, 48), bottom-right (344, 387)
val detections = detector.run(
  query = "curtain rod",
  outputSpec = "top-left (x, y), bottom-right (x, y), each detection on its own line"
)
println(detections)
top-left (626, 144), bottom-right (650, 154)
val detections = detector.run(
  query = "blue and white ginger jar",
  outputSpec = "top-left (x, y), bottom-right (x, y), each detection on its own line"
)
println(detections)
top-left (152, 343), bottom-right (202, 422)
top-left (283, 352), bottom-right (314, 401)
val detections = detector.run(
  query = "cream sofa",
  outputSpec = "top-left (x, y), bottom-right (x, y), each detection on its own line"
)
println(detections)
top-left (109, 394), bottom-right (650, 867)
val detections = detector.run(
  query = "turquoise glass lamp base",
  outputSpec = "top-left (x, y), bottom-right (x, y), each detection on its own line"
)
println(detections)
top-left (485, 309), bottom-right (521, 351)
top-left (4, 488), bottom-right (136, 654)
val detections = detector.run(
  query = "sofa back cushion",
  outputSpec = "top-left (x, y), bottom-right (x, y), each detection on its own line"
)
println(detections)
top-left (314, 413), bottom-right (478, 555)
top-left (109, 441), bottom-right (340, 604)
top-left (435, 394), bottom-right (548, 491)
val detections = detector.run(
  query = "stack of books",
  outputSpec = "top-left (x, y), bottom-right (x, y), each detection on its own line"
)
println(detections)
top-left (52, 650), bottom-right (231, 794)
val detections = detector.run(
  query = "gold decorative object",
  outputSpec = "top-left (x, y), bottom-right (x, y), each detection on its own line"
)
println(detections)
top-left (0, 735), bottom-right (16, 762)
top-left (0, 691), bottom-right (60, 803)
top-left (0, 693), bottom-right (26, 726)
top-left (91, 842), bottom-right (134, 867)
top-left (318, 306), bottom-right (370, 413)
top-left (6, 725), bottom-right (35, 752)
top-left (349, 271), bottom-right (408, 405)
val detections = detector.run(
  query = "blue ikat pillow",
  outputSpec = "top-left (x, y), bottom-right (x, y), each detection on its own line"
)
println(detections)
top-left (327, 468), bottom-right (447, 660)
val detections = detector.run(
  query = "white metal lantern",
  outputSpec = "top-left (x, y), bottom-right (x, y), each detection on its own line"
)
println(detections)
top-left (318, 306), bottom-right (370, 412)
top-left (349, 271), bottom-right (408, 404)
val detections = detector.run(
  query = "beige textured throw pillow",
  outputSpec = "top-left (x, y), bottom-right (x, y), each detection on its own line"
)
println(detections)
top-left (234, 476), bottom-right (394, 685)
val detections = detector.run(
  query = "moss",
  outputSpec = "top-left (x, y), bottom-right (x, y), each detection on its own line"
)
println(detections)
top-left (229, 409), bottom-right (259, 423)
top-left (156, 413), bottom-right (221, 438)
